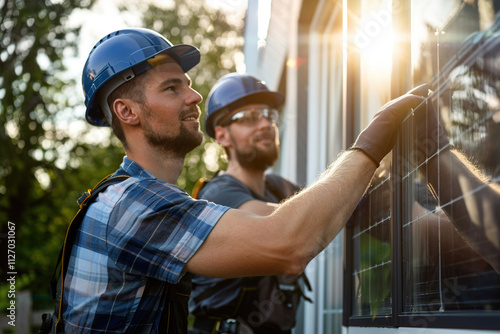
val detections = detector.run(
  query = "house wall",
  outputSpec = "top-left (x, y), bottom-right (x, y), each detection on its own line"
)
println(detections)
top-left (243, 0), bottom-right (500, 333)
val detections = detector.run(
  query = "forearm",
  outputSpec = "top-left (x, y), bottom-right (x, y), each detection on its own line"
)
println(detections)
top-left (187, 150), bottom-right (376, 278)
top-left (270, 149), bottom-right (376, 268)
top-left (188, 88), bottom-right (426, 278)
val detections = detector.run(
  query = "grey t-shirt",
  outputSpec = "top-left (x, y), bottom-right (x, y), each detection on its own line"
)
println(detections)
top-left (197, 172), bottom-right (299, 207)
top-left (189, 173), bottom-right (304, 332)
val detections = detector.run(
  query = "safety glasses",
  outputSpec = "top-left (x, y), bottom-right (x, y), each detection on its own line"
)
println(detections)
top-left (221, 108), bottom-right (279, 127)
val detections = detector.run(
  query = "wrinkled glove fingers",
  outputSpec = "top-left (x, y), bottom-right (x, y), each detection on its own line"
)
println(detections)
top-left (351, 86), bottom-right (429, 166)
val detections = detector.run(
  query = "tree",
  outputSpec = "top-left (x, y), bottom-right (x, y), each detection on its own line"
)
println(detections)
top-left (0, 0), bottom-right (125, 298)
top-left (135, 0), bottom-right (245, 193)
top-left (0, 0), bottom-right (244, 306)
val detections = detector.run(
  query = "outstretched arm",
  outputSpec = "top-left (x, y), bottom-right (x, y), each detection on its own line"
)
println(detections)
top-left (186, 86), bottom-right (428, 278)
top-left (187, 149), bottom-right (376, 278)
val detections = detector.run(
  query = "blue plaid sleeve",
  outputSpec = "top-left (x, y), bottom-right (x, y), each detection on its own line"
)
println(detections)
top-left (106, 178), bottom-right (230, 284)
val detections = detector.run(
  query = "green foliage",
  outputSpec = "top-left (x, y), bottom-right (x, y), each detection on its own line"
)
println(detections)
top-left (123, 0), bottom-right (242, 193)
top-left (356, 233), bottom-right (391, 319)
top-left (0, 0), bottom-right (242, 305)
top-left (0, 0), bottom-right (113, 296)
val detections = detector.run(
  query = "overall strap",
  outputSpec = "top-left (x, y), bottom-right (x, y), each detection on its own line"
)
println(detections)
top-left (265, 174), bottom-right (300, 202)
top-left (192, 171), bottom-right (224, 199)
top-left (192, 177), bottom-right (209, 199)
top-left (265, 174), bottom-right (313, 301)
top-left (49, 173), bottom-right (130, 333)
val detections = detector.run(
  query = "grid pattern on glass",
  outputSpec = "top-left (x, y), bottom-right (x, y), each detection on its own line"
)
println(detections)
top-left (400, 73), bottom-right (500, 313)
top-left (404, 0), bottom-right (500, 314)
top-left (350, 170), bottom-right (392, 317)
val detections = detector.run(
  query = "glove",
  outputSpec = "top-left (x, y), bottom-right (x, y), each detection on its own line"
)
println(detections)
top-left (352, 84), bottom-right (429, 166)
top-left (412, 92), bottom-right (450, 165)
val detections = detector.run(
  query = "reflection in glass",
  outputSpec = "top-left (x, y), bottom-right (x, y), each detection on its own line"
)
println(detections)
top-left (350, 162), bottom-right (392, 317)
top-left (349, 0), bottom-right (394, 319)
top-left (405, 0), bottom-right (500, 313)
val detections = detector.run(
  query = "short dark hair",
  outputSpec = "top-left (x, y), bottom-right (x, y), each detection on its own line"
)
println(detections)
top-left (106, 72), bottom-right (148, 148)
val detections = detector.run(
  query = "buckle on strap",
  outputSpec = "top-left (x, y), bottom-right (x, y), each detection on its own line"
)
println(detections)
top-left (192, 318), bottom-right (239, 334)
top-left (216, 319), bottom-right (238, 334)
top-left (77, 190), bottom-right (91, 207)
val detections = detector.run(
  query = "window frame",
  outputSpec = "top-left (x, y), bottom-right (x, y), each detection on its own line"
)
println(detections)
top-left (342, 0), bottom-right (500, 330)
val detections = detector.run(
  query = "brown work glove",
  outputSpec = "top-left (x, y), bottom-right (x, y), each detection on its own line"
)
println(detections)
top-left (352, 84), bottom-right (429, 166)
top-left (412, 92), bottom-right (451, 165)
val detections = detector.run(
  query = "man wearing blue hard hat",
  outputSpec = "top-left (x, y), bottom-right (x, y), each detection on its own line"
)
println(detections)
top-left (189, 73), bottom-right (311, 334)
top-left (55, 27), bottom-right (428, 333)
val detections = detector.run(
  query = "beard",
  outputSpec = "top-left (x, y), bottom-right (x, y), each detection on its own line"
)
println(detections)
top-left (231, 133), bottom-right (279, 171)
top-left (143, 106), bottom-right (204, 157)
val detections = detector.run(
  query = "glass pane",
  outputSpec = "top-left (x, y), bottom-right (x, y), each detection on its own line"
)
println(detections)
top-left (350, 166), bottom-right (393, 317)
top-left (403, 0), bottom-right (500, 313)
top-left (349, 0), bottom-right (394, 319)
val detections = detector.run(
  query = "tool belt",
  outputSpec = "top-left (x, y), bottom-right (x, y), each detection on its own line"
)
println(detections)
top-left (189, 318), bottom-right (238, 334)
top-left (189, 317), bottom-right (292, 334)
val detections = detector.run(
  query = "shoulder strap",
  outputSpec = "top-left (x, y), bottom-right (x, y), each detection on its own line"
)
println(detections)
top-left (50, 173), bottom-right (130, 332)
top-left (265, 175), bottom-right (314, 300)
top-left (192, 170), bottom-right (225, 199)
top-left (192, 177), bottom-right (208, 199)
top-left (265, 174), bottom-right (300, 202)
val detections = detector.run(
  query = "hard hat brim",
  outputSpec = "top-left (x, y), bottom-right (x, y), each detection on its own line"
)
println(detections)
top-left (158, 43), bottom-right (200, 73)
top-left (85, 44), bottom-right (201, 127)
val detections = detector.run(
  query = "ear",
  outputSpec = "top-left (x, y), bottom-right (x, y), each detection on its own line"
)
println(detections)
top-left (215, 125), bottom-right (232, 148)
top-left (113, 98), bottom-right (140, 125)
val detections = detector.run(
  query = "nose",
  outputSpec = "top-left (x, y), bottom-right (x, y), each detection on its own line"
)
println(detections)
top-left (187, 86), bottom-right (203, 105)
top-left (256, 113), bottom-right (273, 129)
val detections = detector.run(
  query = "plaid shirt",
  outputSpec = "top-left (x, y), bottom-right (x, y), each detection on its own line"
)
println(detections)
top-left (62, 157), bottom-right (229, 333)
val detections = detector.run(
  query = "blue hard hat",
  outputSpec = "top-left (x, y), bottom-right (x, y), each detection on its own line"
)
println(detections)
top-left (204, 73), bottom-right (285, 138)
top-left (82, 28), bottom-right (200, 126)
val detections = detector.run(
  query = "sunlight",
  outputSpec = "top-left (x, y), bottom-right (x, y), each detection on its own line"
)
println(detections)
top-left (203, 142), bottom-right (224, 172)
top-left (257, 0), bottom-right (272, 48)
top-left (356, 7), bottom-right (394, 81)
top-left (355, 0), bottom-right (394, 124)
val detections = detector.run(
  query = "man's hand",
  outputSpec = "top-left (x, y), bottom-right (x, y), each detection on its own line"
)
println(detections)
top-left (352, 84), bottom-right (429, 166)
